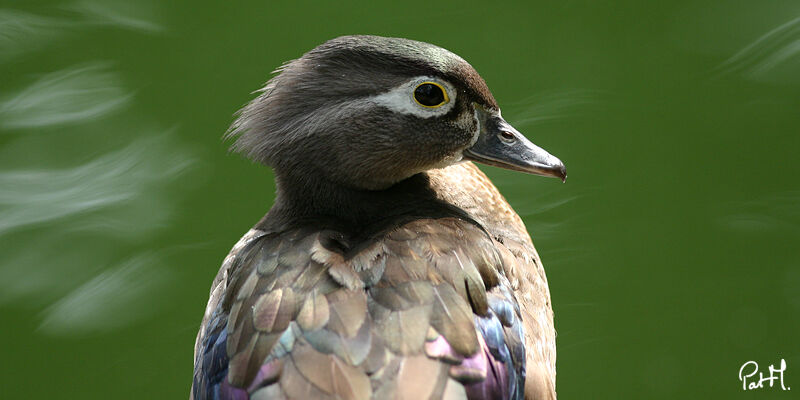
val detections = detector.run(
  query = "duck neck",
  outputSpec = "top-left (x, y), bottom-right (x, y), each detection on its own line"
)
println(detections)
top-left (257, 169), bottom-right (468, 237)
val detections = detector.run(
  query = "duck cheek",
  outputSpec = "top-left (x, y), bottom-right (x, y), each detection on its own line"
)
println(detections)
top-left (438, 126), bottom-right (478, 158)
top-left (416, 132), bottom-right (472, 170)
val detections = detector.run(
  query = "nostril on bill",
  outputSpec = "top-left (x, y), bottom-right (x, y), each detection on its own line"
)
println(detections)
top-left (499, 130), bottom-right (515, 142)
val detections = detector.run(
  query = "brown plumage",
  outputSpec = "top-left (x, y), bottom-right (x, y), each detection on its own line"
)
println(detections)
top-left (192, 36), bottom-right (565, 400)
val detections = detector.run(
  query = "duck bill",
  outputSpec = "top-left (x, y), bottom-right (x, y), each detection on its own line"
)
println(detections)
top-left (463, 108), bottom-right (567, 181)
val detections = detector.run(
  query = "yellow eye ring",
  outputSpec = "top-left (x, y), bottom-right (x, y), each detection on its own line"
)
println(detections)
top-left (413, 81), bottom-right (449, 108)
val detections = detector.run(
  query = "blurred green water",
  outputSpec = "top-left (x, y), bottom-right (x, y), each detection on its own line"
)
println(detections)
top-left (1, 1), bottom-right (798, 398)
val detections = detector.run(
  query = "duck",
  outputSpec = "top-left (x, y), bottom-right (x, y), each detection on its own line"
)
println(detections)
top-left (192, 35), bottom-right (566, 400)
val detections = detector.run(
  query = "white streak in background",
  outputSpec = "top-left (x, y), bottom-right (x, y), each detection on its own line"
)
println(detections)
top-left (714, 16), bottom-right (800, 84)
top-left (0, 233), bottom-right (111, 305)
top-left (489, 171), bottom-right (590, 216)
top-left (0, 3), bottom-right (161, 62)
top-left (0, 136), bottom-right (193, 236)
top-left (504, 89), bottom-right (607, 127)
top-left (38, 253), bottom-right (170, 335)
top-left (718, 191), bottom-right (800, 232)
top-left (515, 195), bottom-right (582, 217)
top-left (0, 63), bottom-right (132, 128)
top-left (67, 0), bottom-right (163, 33)
top-left (0, 2), bottom-right (179, 336)
top-left (0, 9), bottom-right (67, 60)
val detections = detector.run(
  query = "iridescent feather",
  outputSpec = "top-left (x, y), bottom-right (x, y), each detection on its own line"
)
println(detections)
top-left (193, 163), bottom-right (556, 400)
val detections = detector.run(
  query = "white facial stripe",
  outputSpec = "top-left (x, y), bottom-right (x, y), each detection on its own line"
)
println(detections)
top-left (470, 106), bottom-right (481, 147)
top-left (367, 76), bottom-right (457, 118)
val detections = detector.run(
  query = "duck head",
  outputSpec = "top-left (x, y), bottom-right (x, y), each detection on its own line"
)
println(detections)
top-left (228, 35), bottom-right (566, 190)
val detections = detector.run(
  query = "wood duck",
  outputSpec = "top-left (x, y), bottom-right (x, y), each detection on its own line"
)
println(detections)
top-left (192, 35), bottom-right (566, 400)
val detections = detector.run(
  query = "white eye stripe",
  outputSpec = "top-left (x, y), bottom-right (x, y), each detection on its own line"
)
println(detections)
top-left (367, 76), bottom-right (457, 118)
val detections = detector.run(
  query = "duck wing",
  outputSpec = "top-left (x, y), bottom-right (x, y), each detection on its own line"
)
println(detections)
top-left (192, 217), bottom-right (527, 400)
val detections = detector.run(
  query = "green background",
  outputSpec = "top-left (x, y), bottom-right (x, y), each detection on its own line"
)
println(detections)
top-left (1, 0), bottom-right (798, 398)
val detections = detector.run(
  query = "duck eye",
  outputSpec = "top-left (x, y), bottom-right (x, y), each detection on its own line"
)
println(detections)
top-left (413, 82), bottom-right (448, 108)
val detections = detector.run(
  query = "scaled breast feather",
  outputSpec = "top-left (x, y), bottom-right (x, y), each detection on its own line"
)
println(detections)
top-left (192, 217), bottom-right (527, 400)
